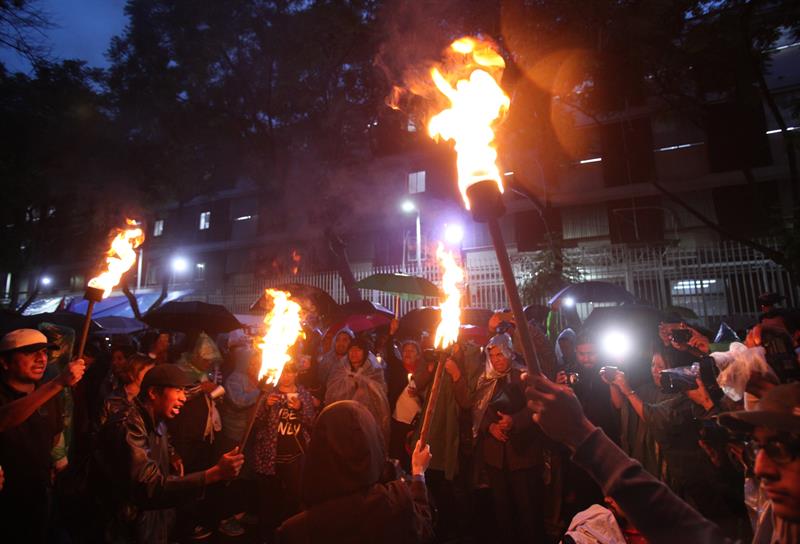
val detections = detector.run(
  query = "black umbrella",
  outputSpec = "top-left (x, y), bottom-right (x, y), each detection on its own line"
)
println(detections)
top-left (399, 306), bottom-right (441, 337)
top-left (335, 300), bottom-right (394, 320)
top-left (580, 304), bottom-right (680, 343)
top-left (3, 311), bottom-right (104, 337)
top-left (94, 316), bottom-right (148, 335)
top-left (250, 283), bottom-right (338, 320)
top-left (549, 281), bottom-right (636, 309)
top-left (143, 301), bottom-right (242, 335)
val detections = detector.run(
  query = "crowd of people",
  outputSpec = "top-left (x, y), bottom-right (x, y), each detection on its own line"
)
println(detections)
top-left (0, 293), bottom-right (799, 544)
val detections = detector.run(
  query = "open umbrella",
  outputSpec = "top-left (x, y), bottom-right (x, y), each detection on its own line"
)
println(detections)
top-left (335, 300), bottom-right (394, 319)
top-left (4, 311), bottom-right (104, 337)
top-left (250, 283), bottom-right (337, 320)
top-left (355, 273), bottom-right (441, 299)
top-left (549, 281), bottom-right (636, 309)
top-left (398, 306), bottom-right (441, 338)
top-left (94, 316), bottom-right (148, 335)
top-left (143, 301), bottom-right (242, 335)
top-left (581, 304), bottom-right (674, 333)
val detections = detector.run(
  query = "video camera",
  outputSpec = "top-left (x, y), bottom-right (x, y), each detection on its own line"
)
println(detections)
top-left (659, 356), bottom-right (723, 401)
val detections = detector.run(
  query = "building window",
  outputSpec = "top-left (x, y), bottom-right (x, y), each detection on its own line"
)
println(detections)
top-left (194, 262), bottom-right (206, 281)
top-left (199, 211), bottom-right (211, 230)
top-left (408, 171), bottom-right (426, 194)
top-left (153, 219), bottom-right (164, 237)
top-left (25, 206), bottom-right (40, 223)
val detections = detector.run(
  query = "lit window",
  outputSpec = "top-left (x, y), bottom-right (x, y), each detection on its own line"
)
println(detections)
top-left (153, 219), bottom-right (164, 237)
top-left (199, 211), bottom-right (211, 230)
top-left (195, 262), bottom-right (206, 281)
top-left (408, 171), bottom-right (426, 194)
top-left (26, 207), bottom-right (40, 223)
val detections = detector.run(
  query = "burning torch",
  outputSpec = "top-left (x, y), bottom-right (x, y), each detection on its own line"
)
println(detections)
top-left (238, 289), bottom-right (305, 451)
top-left (427, 37), bottom-right (541, 375)
top-left (418, 244), bottom-right (464, 447)
top-left (78, 220), bottom-right (144, 359)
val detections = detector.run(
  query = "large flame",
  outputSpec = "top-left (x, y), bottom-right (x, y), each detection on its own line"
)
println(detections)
top-left (258, 289), bottom-right (305, 385)
top-left (87, 219), bottom-right (145, 298)
top-left (434, 243), bottom-right (464, 349)
top-left (427, 37), bottom-right (510, 209)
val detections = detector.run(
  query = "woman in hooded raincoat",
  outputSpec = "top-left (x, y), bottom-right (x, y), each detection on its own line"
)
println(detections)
top-left (324, 337), bottom-right (391, 445)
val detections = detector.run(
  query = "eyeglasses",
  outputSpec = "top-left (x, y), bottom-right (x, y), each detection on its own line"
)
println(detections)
top-left (745, 438), bottom-right (800, 466)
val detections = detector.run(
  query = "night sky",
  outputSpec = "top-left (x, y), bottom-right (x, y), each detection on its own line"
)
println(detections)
top-left (0, 0), bottom-right (127, 72)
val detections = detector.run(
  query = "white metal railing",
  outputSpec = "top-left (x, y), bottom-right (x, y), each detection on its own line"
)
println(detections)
top-left (184, 241), bottom-right (798, 330)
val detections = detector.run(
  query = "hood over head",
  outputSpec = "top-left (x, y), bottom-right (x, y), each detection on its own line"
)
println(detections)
top-left (302, 400), bottom-right (385, 505)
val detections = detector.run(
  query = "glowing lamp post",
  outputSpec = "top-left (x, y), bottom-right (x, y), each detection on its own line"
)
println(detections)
top-left (427, 37), bottom-right (541, 374)
top-left (79, 220), bottom-right (145, 358)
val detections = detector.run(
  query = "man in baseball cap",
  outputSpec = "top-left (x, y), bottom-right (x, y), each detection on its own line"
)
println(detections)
top-left (96, 363), bottom-right (244, 543)
top-left (0, 328), bottom-right (85, 543)
top-left (719, 383), bottom-right (800, 541)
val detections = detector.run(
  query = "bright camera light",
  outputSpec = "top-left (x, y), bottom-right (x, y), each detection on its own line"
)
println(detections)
top-left (601, 330), bottom-right (631, 359)
top-left (40, 276), bottom-right (52, 286)
top-left (171, 257), bottom-right (189, 273)
top-left (444, 224), bottom-right (464, 245)
top-left (401, 200), bottom-right (416, 213)
top-left (562, 296), bottom-right (575, 308)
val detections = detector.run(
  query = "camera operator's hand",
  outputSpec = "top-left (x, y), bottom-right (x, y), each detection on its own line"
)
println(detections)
top-left (601, 369), bottom-right (633, 396)
top-left (685, 377), bottom-right (714, 412)
top-left (687, 329), bottom-right (710, 354)
top-left (411, 440), bottom-right (432, 476)
top-left (57, 358), bottom-right (86, 387)
top-left (526, 374), bottom-right (596, 452)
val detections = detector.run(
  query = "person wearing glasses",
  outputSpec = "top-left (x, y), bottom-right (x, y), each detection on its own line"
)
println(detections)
top-left (526, 374), bottom-right (800, 543)
top-left (720, 384), bottom-right (800, 543)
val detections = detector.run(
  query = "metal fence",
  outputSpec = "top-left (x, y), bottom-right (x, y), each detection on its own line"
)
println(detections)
top-left (185, 241), bottom-right (798, 330)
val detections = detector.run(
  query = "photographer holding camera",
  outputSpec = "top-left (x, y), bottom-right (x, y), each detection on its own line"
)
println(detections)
top-left (601, 331), bottom-right (744, 535)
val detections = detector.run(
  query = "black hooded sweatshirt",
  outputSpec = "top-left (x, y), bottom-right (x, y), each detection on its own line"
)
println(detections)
top-left (277, 400), bottom-right (433, 544)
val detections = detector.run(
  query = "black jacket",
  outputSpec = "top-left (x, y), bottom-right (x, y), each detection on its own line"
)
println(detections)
top-left (95, 398), bottom-right (207, 543)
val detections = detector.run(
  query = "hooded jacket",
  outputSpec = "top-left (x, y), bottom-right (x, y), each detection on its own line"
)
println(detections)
top-left (277, 401), bottom-right (433, 544)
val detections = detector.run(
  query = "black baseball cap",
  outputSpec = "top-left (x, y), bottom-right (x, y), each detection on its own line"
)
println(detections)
top-left (140, 364), bottom-right (194, 391)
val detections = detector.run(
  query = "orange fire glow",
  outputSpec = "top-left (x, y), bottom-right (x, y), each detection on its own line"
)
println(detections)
top-left (427, 37), bottom-right (510, 209)
top-left (258, 289), bottom-right (305, 385)
top-left (434, 243), bottom-right (464, 349)
top-left (87, 219), bottom-right (145, 298)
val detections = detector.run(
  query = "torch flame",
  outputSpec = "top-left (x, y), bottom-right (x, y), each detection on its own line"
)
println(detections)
top-left (427, 37), bottom-right (510, 209)
top-left (87, 219), bottom-right (145, 298)
top-left (258, 289), bottom-right (305, 385)
top-left (434, 243), bottom-right (464, 349)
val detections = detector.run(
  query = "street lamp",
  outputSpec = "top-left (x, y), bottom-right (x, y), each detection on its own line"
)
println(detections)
top-left (40, 276), bottom-right (52, 287)
top-left (443, 223), bottom-right (464, 246)
top-left (401, 200), bottom-right (421, 274)
top-left (171, 256), bottom-right (189, 273)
